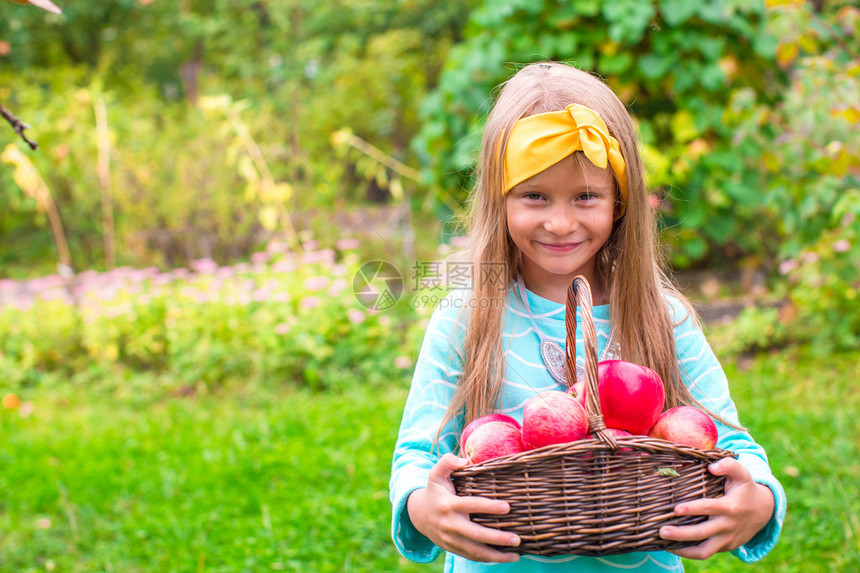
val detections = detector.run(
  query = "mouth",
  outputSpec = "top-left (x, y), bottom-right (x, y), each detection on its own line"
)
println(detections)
top-left (536, 241), bottom-right (582, 252)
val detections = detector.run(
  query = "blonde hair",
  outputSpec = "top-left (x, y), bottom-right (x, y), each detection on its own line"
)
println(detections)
top-left (439, 62), bottom-right (740, 436)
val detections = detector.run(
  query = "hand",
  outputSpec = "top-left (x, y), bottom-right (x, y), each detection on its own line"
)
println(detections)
top-left (660, 457), bottom-right (775, 560)
top-left (407, 453), bottom-right (521, 563)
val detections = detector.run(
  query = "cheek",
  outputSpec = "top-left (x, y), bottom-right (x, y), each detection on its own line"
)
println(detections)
top-left (505, 210), bottom-right (533, 244)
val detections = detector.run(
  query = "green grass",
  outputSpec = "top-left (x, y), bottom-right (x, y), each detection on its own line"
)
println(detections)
top-left (0, 382), bottom-right (430, 572)
top-left (1, 347), bottom-right (858, 572)
top-left (685, 347), bottom-right (860, 572)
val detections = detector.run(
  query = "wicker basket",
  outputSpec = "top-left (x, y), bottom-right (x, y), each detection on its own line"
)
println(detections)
top-left (451, 275), bottom-right (735, 557)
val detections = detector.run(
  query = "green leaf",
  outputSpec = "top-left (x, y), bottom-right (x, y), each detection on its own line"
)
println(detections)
top-left (659, 0), bottom-right (698, 26)
top-left (657, 467), bottom-right (681, 478)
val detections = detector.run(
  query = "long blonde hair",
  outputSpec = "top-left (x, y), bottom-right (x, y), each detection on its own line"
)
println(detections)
top-left (439, 62), bottom-right (739, 434)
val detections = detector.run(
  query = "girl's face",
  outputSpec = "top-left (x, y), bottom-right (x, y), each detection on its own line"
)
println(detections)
top-left (505, 155), bottom-right (617, 302)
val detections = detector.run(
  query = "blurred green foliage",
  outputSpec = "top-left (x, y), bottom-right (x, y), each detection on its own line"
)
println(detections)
top-left (415, 0), bottom-right (785, 265)
top-left (1, 0), bottom-right (858, 353)
top-left (0, 0), bottom-right (475, 271)
top-left (0, 247), bottom-right (427, 393)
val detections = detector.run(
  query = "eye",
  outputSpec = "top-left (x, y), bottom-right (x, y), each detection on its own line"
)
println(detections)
top-left (577, 191), bottom-right (598, 201)
top-left (522, 192), bottom-right (545, 201)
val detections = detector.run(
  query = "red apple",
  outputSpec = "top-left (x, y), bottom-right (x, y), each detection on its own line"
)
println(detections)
top-left (580, 427), bottom-right (634, 460)
top-left (566, 377), bottom-right (586, 406)
top-left (584, 427), bottom-right (632, 440)
top-left (648, 406), bottom-right (718, 449)
top-left (521, 391), bottom-right (589, 450)
top-left (597, 360), bottom-right (665, 435)
top-left (464, 421), bottom-right (524, 464)
top-left (459, 414), bottom-right (520, 453)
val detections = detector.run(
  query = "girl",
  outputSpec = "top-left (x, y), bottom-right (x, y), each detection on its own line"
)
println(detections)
top-left (390, 62), bottom-right (786, 572)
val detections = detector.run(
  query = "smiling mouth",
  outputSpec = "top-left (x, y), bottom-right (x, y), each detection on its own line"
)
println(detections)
top-left (537, 241), bottom-right (581, 251)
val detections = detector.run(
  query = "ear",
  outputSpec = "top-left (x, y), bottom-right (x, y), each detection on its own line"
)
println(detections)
top-left (613, 199), bottom-right (625, 221)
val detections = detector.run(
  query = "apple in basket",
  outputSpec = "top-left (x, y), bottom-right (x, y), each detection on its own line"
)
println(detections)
top-left (566, 377), bottom-right (586, 405)
top-left (580, 427), bottom-right (634, 461)
top-left (597, 360), bottom-right (665, 435)
top-left (584, 427), bottom-right (632, 441)
top-left (463, 421), bottom-right (524, 464)
top-left (649, 406), bottom-right (718, 449)
top-left (459, 414), bottom-right (521, 454)
top-left (521, 391), bottom-right (589, 450)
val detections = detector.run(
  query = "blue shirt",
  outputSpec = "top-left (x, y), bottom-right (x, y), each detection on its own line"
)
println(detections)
top-left (390, 285), bottom-right (786, 572)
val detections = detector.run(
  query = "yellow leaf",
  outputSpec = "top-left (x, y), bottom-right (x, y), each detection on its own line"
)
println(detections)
top-left (258, 206), bottom-right (278, 231)
top-left (390, 177), bottom-right (404, 202)
top-left (670, 110), bottom-right (698, 144)
top-left (271, 181), bottom-right (293, 202)
top-left (830, 106), bottom-right (860, 124)
top-left (797, 33), bottom-right (818, 54)
top-left (765, 0), bottom-right (804, 8)
top-left (776, 43), bottom-right (799, 67)
top-left (2, 144), bottom-right (46, 202)
top-left (2, 393), bottom-right (20, 409)
top-left (601, 41), bottom-right (620, 57)
top-left (762, 151), bottom-right (781, 173)
top-left (331, 129), bottom-right (352, 147)
top-left (237, 156), bottom-right (258, 182)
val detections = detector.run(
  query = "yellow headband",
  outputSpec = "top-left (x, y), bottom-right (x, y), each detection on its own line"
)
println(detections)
top-left (503, 103), bottom-right (627, 216)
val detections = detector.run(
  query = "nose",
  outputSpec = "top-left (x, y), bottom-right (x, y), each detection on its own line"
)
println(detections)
top-left (543, 203), bottom-right (577, 236)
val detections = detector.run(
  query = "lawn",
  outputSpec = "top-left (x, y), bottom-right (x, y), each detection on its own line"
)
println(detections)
top-left (1, 347), bottom-right (858, 572)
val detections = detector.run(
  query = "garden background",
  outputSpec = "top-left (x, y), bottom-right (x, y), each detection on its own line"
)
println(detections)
top-left (1, 0), bottom-right (858, 571)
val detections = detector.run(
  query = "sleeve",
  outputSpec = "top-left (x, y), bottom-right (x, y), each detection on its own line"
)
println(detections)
top-left (389, 291), bottom-right (468, 563)
top-left (671, 301), bottom-right (787, 563)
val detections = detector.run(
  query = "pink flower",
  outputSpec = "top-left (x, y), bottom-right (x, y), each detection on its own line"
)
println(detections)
top-left (300, 296), bottom-right (321, 310)
top-left (394, 355), bottom-right (412, 369)
top-left (328, 278), bottom-right (349, 296)
top-left (348, 309), bottom-right (365, 324)
top-left (251, 251), bottom-right (270, 264)
top-left (302, 249), bottom-right (335, 265)
top-left (833, 239), bottom-right (851, 253)
top-left (336, 238), bottom-right (361, 251)
top-left (275, 323), bottom-right (291, 335)
top-left (449, 236), bottom-right (469, 247)
top-left (304, 276), bottom-right (330, 291)
top-left (267, 240), bottom-right (288, 253)
top-left (272, 260), bottom-right (296, 273)
top-left (801, 252), bottom-right (819, 264)
top-left (254, 288), bottom-right (272, 302)
top-left (778, 259), bottom-right (798, 275)
top-left (191, 258), bottom-right (218, 273)
top-left (303, 239), bottom-right (320, 251)
top-left (19, 401), bottom-right (35, 418)
top-left (217, 266), bottom-right (236, 279)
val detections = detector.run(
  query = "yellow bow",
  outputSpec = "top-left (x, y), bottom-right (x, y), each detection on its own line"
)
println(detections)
top-left (503, 104), bottom-right (627, 216)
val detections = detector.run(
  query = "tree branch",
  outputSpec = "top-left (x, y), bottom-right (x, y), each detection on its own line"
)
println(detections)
top-left (0, 101), bottom-right (39, 150)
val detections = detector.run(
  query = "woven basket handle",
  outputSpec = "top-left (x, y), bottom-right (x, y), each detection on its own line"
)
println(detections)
top-left (565, 276), bottom-right (619, 449)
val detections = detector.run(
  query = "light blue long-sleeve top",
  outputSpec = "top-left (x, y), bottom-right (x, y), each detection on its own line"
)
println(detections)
top-left (390, 284), bottom-right (786, 572)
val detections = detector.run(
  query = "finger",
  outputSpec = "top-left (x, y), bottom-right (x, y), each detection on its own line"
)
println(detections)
top-left (673, 496), bottom-right (729, 518)
top-left (708, 457), bottom-right (750, 481)
top-left (455, 519), bottom-right (521, 549)
top-left (660, 518), bottom-right (721, 544)
top-left (455, 495), bottom-right (512, 516)
top-left (429, 453), bottom-right (469, 482)
top-left (668, 537), bottom-right (724, 560)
